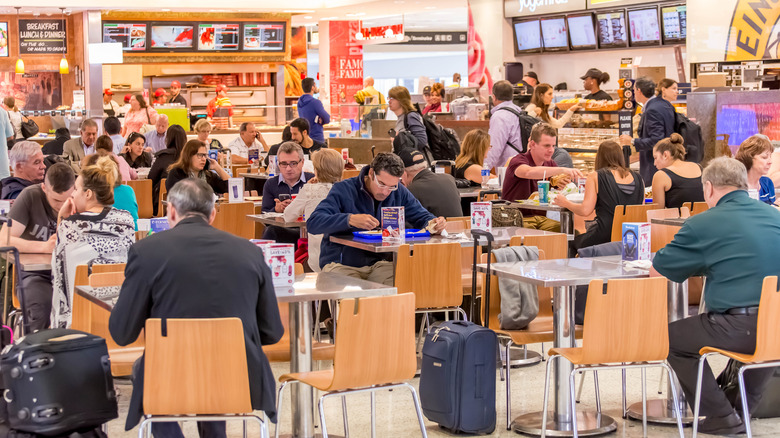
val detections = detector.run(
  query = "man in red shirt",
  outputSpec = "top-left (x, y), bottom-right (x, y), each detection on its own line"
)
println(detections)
top-left (206, 84), bottom-right (234, 128)
top-left (502, 123), bottom-right (583, 231)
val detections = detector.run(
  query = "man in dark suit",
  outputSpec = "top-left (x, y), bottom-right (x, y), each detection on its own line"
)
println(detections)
top-left (109, 178), bottom-right (284, 438)
top-left (619, 77), bottom-right (676, 185)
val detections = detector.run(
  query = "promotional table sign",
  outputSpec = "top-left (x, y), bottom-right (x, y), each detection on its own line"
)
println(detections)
top-left (0, 200), bottom-right (11, 216)
top-left (264, 244), bottom-right (295, 286)
top-left (228, 177), bottom-right (244, 203)
top-left (247, 148), bottom-right (260, 166)
top-left (622, 222), bottom-right (650, 261)
top-left (471, 202), bottom-right (492, 232)
top-left (381, 206), bottom-right (405, 243)
top-left (150, 218), bottom-right (171, 233)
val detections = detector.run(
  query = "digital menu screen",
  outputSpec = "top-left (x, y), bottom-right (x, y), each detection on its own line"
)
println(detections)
top-left (513, 19), bottom-right (542, 54)
top-left (597, 11), bottom-right (628, 48)
top-left (150, 24), bottom-right (194, 49)
top-left (103, 23), bottom-right (147, 51)
top-left (628, 7), bottom-right (660, 46)
top-left (661, 5), bottom-right (686, 43)
top-left (541, 17), bottom-right (568, 51)
top-left (198, 23), bottom-right (239, 51)
top-left (567, 14), bottom-right (596, 50)
top-left (0, 23), bottom-right (8, 57)
top-left (243, 23), bottom-right (285, 51)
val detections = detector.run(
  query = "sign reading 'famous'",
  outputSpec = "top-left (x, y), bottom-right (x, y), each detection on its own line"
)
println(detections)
top-left (19, 19), bottom-right (66, 54)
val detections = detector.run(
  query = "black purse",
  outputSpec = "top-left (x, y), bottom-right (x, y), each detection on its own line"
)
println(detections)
top-left (455, 178), bottom-right (475, 189)
top-left (20, 116), bottom-right (39, 139)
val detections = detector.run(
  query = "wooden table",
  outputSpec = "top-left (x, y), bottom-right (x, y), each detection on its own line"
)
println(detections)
top-left (75, 271), bottom-right (395, 438)
top-left (247, 214), bottom-right (306, 238)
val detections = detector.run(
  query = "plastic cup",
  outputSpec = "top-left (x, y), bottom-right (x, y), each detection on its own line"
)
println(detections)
top-left (538, 181), bottom-right (551, 204)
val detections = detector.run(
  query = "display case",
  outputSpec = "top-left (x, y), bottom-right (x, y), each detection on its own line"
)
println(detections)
top-left (554, 109), bottom-right (624, 173)
top-left (187, 86), bottom-right (274, 125)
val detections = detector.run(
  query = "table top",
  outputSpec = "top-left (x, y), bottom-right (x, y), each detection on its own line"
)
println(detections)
top-left (0, 251), bottom-right (52, 272)
top-left (330, 227), bottom-right (571, 253)
top-left (248, 214), bottom-right (306, 228)
top-left (650, 217), bottom-right (686, 227)
top-left (240, 173), bottom-right (271, 180)
top-left (476, 255), bottom-right (649, 287)
top-left (75, 271), bottom-right (395, 308)
top-left (509, 201), bottom-right (569, 212)
top-left (458, 187), bottom-right (501, 198)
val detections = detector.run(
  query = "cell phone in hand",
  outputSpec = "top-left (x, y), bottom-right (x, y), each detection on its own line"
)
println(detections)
top-left (278, 194), bottom-right (291, 202)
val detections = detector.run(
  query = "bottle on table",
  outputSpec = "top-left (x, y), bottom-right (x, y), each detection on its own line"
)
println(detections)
top-left (481, 165), bottom-right (490, 189)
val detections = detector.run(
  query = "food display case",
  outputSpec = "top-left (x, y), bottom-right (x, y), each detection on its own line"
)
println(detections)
top-left (554, 109), bottom-right (624, 173)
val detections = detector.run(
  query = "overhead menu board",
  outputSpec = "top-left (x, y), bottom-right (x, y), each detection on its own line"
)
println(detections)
top-left (243, 23), bottom-right (285, 51)
top-left (661, 5), bottom-right (686, 44)
top-left (150, 24), bottom-right (194, 49)
top-left (103, 23), bottom-right (147, 51)
top-left (596, 10), bottom-right (628, 48)
top-left (541, 17), bottom-right (568, 51)
top-left (198, 23), bottom-right (240, 51)
top-left (513, 19), bottom-right (542, 54)
top-left (18, 19), bottom-right (67, 54)
top-left (567, 14), bottom-right (597, 50)
top-left (627, 7), bottom-right (660, 46)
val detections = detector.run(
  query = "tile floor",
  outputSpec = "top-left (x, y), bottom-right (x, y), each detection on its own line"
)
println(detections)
top-left (105, 343), bottom-right (780, 437)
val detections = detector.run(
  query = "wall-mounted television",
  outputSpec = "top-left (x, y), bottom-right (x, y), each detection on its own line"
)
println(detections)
top-left (627, 7), bottom-right (661, 47)
top-left (661, 4), bottom-right (686, 44)
top-left (102, 22), bottom-right (147, 51)
top-left (198, 23), bottom-right (240, 51)
top-left (541, 17), bottom-right (568, 52)
top-left (596, 10), bottom-right (628, 48)
top-left (567, 13), bottom-right (597, 50)
top-left (150, 23), bottom-right (194, 50)
top-left (512, 19), bottom-right (542, 54)
top-left (0, 23), bottom-right (8, 57)
top-left (242, 22), bottom-right (286, 51)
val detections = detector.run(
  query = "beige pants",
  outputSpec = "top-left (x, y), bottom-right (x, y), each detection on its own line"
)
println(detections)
top-left (322, 261), bottom-right (395, 286)
top-left (523, 216), bottom-right (561, 232)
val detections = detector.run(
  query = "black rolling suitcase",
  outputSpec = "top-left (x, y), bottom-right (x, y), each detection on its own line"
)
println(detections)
top-left (0, 329), bottom-right (118, 436)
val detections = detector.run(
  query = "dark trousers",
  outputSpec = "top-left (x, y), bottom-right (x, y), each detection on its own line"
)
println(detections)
top-left (262, 225), bottom-right (299, 247)
top-left (152, 421), bottom-right (227, 438)
top-left (667, 312), bottom-right (774, 417)
top-left (20, 272), bottom-right (53, 331)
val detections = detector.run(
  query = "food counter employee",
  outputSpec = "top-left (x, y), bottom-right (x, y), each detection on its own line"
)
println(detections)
top-left (580, 68), bottom-right (612, 101)
top-left (206, 84), bottom-right (233, 127)
top-left (168, 80), bottom-right (187, 107)
top-left (103, 89), bottom-right (120, 117)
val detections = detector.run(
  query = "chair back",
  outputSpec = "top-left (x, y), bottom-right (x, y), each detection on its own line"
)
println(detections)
top-left (646, 207), bottom-right (690, 221)
top-left (687, 201), bottom-right (709, 216)
top-left (127, 179), bottom-right (154, 219)
top-left (395, 242), bottom-right (462, 309)
top-left (433, 160), bottom-right (455, 175)
top-left (212, 202), bottom-right (254, 239)
top-left (328, 293), bottom-right (417, 391)
top-left (143, 318), bottom-right (252, 415)
top-left (89, 272), bottom-right (124, 287)
top-left (751, 276), bottom-right (780, 362)
top-left (342, 169), bottom-right (360, 180)
top-left (610, 204), bottom-right (660, 242)
top-left (233, 167), bottom-right (249, 177)
top-left (646, 208), bottom-right (689, 252)
top-left (580, 277), bottom-right (668, 364)
top-left (157, 178), bottom-right (167, 217)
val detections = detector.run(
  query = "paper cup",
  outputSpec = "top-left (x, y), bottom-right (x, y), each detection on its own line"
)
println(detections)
top-left (537, 181), bottom-right (551, 203)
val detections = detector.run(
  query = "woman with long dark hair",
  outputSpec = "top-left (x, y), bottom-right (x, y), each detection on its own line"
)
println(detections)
top-left (122, 94), bottom-right (158, 136)
top-left (166, 139), bottom-right (229, 194)
top-left (149, 125), bottom-right (188, 214)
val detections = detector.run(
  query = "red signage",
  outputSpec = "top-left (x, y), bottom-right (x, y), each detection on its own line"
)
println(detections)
top-left (328, 21), bottom-right (364, 119)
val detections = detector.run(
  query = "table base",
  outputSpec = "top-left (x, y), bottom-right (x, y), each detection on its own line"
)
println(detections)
top-left (278, 434), bottom-right (344, 438)
top-left (511, 411), bottom-right (616, 437)
top-left (505, 346), bottom-right (543, 368)
top-left (626, 399), bottom-right (696, 425)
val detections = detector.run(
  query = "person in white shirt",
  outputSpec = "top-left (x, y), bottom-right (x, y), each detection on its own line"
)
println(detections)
top-left (226, 122), bottom-right (267, 164)
top-left (103, 89), bottom-right (121, 118)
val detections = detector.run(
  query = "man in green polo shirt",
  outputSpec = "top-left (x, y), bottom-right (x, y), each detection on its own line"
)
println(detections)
top-left (653, 157), bottom-right (780, 435)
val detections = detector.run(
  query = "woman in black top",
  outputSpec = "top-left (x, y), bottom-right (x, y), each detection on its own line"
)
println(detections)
top-left (651, 133), bottom-right (703, 208)
top-left (149, 125), bottom-right (187, 215)
top-left (119, 132), bottom-right (153, 168)
top-left (166, 139), bottom-right (229, 195)
top-left (553, 140), bottom-right (644, 250)
top-left (453, 129), bottom-right (491, 185)
top-left (580, 68), bottom-right (612, 101)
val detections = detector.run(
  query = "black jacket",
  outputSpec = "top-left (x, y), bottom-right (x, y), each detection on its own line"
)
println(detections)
top-left (406, 169), bottom-right (463, 218)
top-left (148, 148), bottom-right (177, 215)
top-left (635, 97), bottom-right (676, 185)
top-left (41, 136), bottom-right (69, 156)
top-left (0, 176), bottom-right (35, 200)
top-left (108, 217), bottom-right (284, 429)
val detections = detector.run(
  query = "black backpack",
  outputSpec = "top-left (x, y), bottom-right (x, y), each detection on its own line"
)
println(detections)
top-left (392, 128), bottom-right (435, 166)
top-left (674, 112), bottom-right (703, 163)
top-left (497, 107), bottom-right (541, 154)
top-left (403, 112), bottom-right (461, 161)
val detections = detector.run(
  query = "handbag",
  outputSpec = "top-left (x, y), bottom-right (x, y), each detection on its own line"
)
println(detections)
top-left (491, 202), bottom-right (523, 227)
top-left (455, 178), bottom-right (475, 189)
top-left (20, 116), bottom-right (39, 139)
top-left (139, 108), bottom-right (155, 134)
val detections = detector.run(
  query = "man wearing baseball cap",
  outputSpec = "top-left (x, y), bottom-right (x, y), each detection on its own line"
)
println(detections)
top-left (102, 89), bottom-right (120, 117)
top-left (207, 84), bottom-right (234, 127)
top-left (152, 88), bottom-right (168, 106)
top-left (168, 80), bottom-right (187, 107)
top-left (398, 149), bottom-right (462, 218)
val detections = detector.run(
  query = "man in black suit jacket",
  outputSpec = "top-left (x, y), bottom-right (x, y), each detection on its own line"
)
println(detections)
top-left (619, 77), bottom-right (676, 185)
top-left (109, 178), bottom-right (283, 438)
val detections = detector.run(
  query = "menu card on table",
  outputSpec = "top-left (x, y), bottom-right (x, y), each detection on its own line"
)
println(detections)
top-left (622, 222), bottom-right (650, 261)
top-left (471, 202), bottom-right (492, 232)
top-left (382, 207), bottom-right (405, 243)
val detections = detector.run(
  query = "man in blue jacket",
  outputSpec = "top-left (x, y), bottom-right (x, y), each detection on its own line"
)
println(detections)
top-left (619, 77), bottom-right (675, 185)
top-left (653, 157), bottom-right (780, 435)
top-left (297, 77), bottom-right (330, 143)
top-left (308, 153), bottom-right (446, 285)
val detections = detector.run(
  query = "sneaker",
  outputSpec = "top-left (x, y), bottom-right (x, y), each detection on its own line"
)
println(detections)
top-left (698, 410), bottom-right (746, 435)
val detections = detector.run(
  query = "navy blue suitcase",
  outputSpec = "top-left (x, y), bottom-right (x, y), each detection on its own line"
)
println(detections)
top-left (419, 320), bottom-right (497, 434)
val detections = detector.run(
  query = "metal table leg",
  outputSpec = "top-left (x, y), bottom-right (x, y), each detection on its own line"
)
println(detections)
top-left (627, 280), bottom-right (696, 425)
top-left (559, 210), bottom-right (574, 237)
top-left (289, 302), bottom-right (314, 438)
top-left (512, 286), bottom-right (616, 436)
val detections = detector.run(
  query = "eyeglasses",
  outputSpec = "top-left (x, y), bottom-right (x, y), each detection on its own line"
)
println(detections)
top-left (196, 153), bottom-right (208, 158)
top-left (278, 161), bottom-right (300, 168)
top-left (373, 174), bottom-right (399, 191)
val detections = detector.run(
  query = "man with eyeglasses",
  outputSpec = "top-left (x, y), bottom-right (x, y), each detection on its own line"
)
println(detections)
top-left (308, 153), bottom-right (446, 285)
top-left (261, 141), bottom-right (314, 245)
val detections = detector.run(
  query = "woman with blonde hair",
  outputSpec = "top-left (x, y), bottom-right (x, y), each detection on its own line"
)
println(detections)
top-left (454, 129), bottom-right (491, 185)
top-left (736, 134), bottom-right (776, 205)
top-left (651, 133), bottom-right (703, 208)
top-left (51, 154), bottom-right (135, 328)
top-left (524, 83), bottom-right (581, 129)
top-left (388, 85), bottom-right (428, 147)
top-left (284, 148), bottom-right (344, 271)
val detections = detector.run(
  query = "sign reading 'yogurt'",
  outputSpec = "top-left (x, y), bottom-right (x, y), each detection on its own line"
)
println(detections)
top-left (19, 19), bottom-right (67, 54)
top-left (504, 0), bottom-right (587, 17)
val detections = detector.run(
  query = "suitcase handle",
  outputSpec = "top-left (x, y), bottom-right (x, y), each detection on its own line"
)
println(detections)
top-left (470, 230), bottom-right (494, 326)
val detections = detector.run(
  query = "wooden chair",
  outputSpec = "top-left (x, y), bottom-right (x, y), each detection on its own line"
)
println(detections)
top-left (609, 204), bottom-right (660, 242)
top-left (156, 178), bottom-right (167, 218)
top-left (687, 201), bottom-right (710, 216)
top-left (275, 294), bottom-right (425, 438)
top-left (341, 169), bottom-right (360, 179)
top-left (127, 179), bottom-right (154, 219)
top-left (540, 277), bottom-right (685, 437)
top-left (647, 207), bottom-right (689, 253)
top-left (139, 318), bottom-right (268, 438)
top-left (233, 166), bottom-right (250, 177)
top-left (445, 217), bottom-right (479, 299)
top-left (433, 160), bottom-right (455, 175)
top-left (692, 276), bottom-right (780, 438)
top-left (263, 264), bottom-right (335, 362)
top-left (212, 202), bottom-right (254, 239)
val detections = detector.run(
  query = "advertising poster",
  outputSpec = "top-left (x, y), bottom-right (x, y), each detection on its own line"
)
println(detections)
top-left (0, 23), bottom-right (8, 57)
top-left (18, 19), bottom-right (66, 54)
top-left (0, 72), bottom-right (63, 111)
top-left (284, 26), bottom-right (308, 97)
top-left (328, 21), bottom-right (363, 119)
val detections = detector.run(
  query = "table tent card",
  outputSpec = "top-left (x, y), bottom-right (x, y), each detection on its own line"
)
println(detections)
top-left (471, 202), bottom-right (492, 232)
top-left (382, 207), bottom-right (405, 243)
top-left (621, 222), bottom-right (651, 261)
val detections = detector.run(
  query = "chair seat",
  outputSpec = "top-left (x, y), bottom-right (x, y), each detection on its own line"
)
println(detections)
top-left (280, 369), bottom-right (335, 391)
top-left (109, 347), bottom-right (144, 377)
top-left (263, 341), bottom-right (335, 362)
top-left (496, 317), bottom-right (583, 345)
top-left (699, 346), bottom-right (758, 363)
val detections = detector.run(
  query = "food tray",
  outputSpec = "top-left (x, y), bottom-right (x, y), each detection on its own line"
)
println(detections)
top-left (353, 229), bottom-right (431, 240)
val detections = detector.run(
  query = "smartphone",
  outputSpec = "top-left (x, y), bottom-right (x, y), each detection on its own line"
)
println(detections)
top-left (279, 194), bottom-right (291, 202)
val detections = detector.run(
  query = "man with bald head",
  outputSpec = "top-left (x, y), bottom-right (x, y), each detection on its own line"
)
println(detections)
top-left (355, 76), bottom-right (386, 115)
top-left (144, 113), bottom-right (169, 154)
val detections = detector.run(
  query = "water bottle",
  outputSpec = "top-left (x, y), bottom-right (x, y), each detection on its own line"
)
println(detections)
top-left (481, 165), bottom-right (490, 189)
top-left (340, 118), bottom-right (351, 137)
